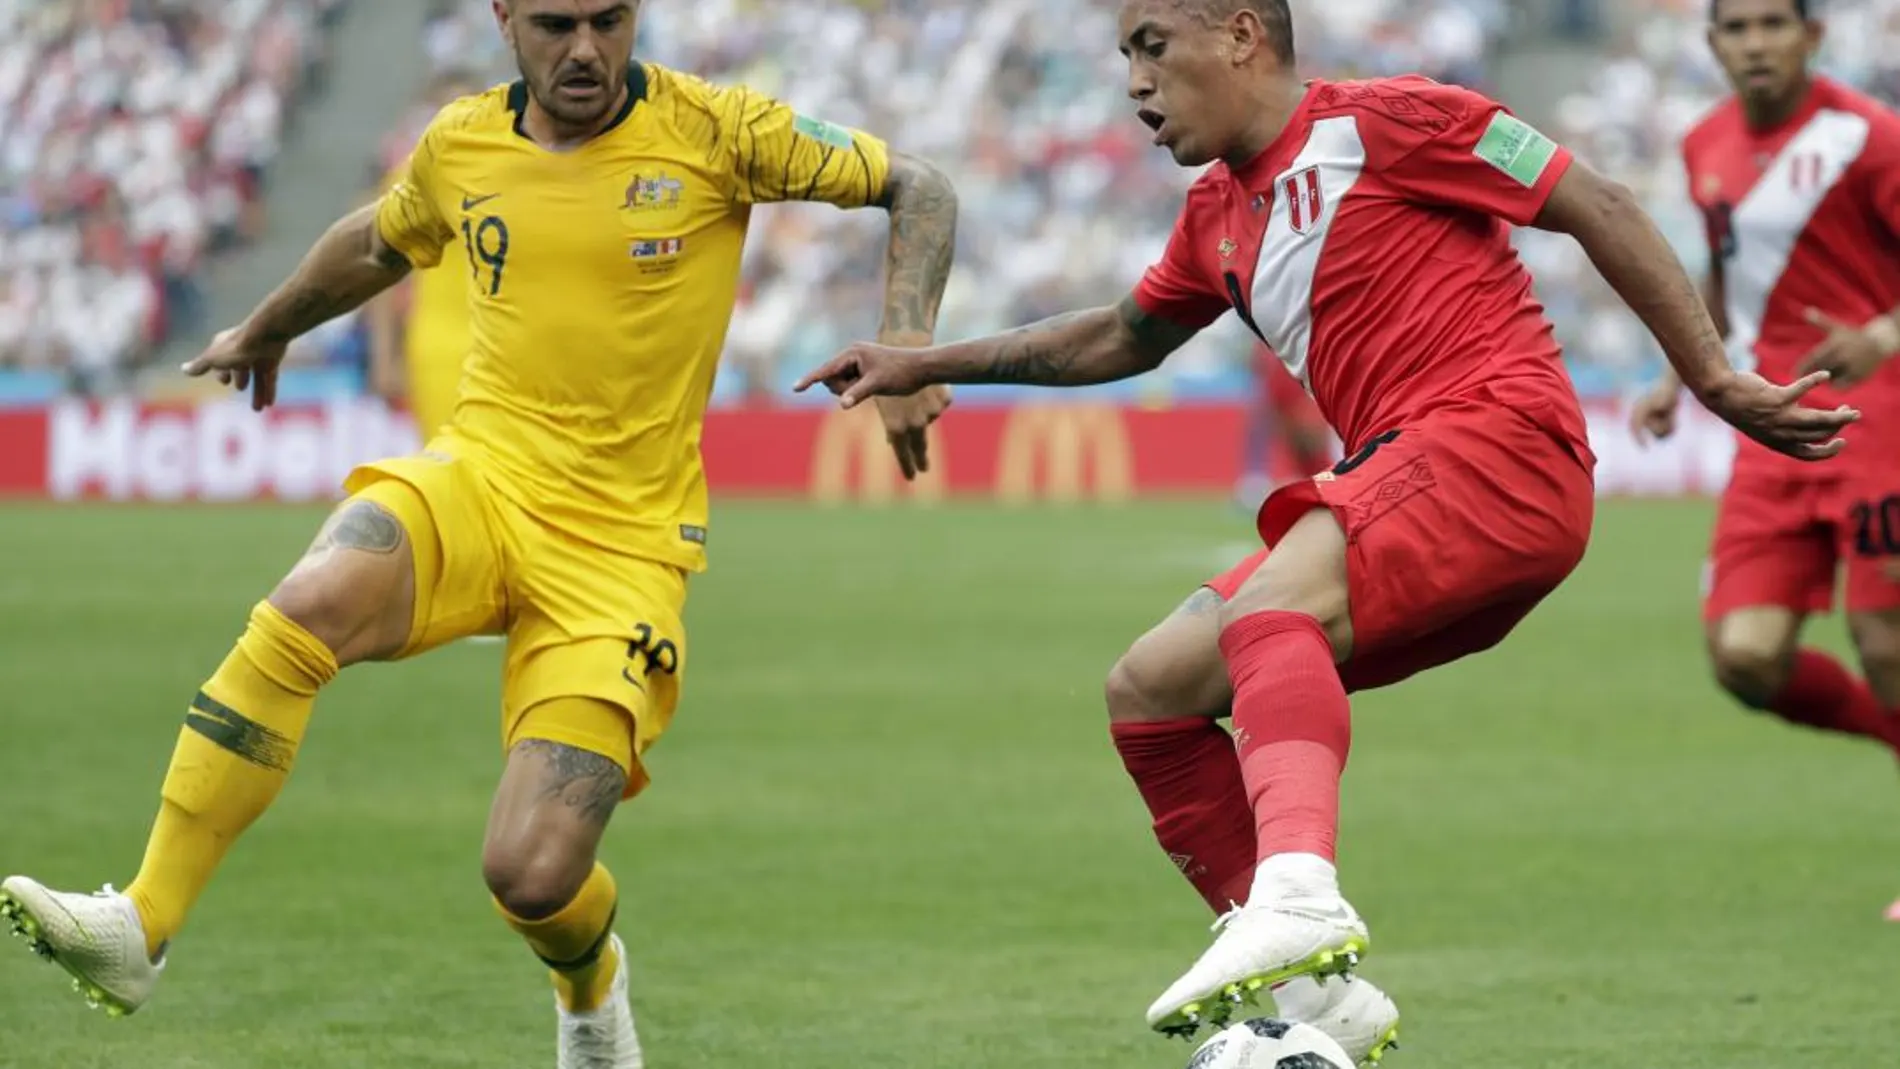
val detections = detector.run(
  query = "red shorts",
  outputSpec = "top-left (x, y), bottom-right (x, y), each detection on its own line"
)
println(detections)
top-left (1703, 462), bottom-right (1900, 622)
top-left (1206, 398), bottom-right (1596, 693)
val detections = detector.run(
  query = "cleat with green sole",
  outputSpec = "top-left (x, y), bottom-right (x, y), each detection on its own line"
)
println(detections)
top-left (0, 877), bottom-right (163, 1017)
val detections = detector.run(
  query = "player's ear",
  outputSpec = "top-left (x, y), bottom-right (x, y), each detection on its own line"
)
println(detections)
top-left (492, 0), bottom-right (513, 43)
top-left (1804, 15), bottom-right (1825, 58)
top-left (1228, 7), bottom-right (1267, 66)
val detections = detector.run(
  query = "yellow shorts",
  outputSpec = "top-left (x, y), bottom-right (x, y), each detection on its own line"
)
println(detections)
top-left (341, 439), bottom-right (687, 798)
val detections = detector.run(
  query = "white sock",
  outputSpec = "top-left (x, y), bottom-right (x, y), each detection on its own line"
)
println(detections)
top-left (1251, 852), bottom-right (1339, 902)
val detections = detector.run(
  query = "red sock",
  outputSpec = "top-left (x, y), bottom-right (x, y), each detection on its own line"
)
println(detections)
top-left (1219, 611), bottom-right (1350, 863)
top-left (1768, 649), bottom-right (1900, 749)
top-left (1110, 718), bottom-right (1256, 911)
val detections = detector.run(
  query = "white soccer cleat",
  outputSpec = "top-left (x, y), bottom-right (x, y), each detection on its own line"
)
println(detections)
top-left (1274, 974), bottom-right (1401, 1066)
top-left (1147, 893), bottom-right (1369, 1038)
top-left (0, 876), bottom-right (165, 1017)
top-left (557, 934), bottom-right (644, 1069)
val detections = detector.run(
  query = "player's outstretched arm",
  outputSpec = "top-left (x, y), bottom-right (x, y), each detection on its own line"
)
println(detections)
top-left (796, 295), bottom-right (1196, 407)
top-left (240, 205), bottom-right (413, 347)
top-left (1630, 263), bottom-right (1730, 444)
top-left (1535, 161), bottom-right (1858, 461)
top-left (183, 205), bottom-right (413, 411)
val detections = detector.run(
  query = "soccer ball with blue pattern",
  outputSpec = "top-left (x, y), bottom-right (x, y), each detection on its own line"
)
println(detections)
top-left (1185, 1018), bottom-right (1354, 1069)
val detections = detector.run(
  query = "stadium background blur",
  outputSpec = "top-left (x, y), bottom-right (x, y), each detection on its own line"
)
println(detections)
top-left (7, 6), bottom-right (1900, 1068)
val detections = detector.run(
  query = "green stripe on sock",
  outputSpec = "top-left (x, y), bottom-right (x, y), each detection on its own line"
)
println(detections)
top-left (185, 691), bottom-right (295, 771)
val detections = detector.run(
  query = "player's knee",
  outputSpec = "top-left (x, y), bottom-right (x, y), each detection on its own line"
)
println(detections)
top-left (1105, 653), bottom-right (1169, 723)
top-left (267, 570), bottom-right (390, 668)
top-left (483, 843), bottom-right (595, 921)
top-left (1708, 634), bottom-right (1791, 708)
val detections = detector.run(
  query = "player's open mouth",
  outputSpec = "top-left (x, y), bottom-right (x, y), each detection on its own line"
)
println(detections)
top-left (559, 74), bottom-right (603, 99)
top-left (1138, 107), bottom-right (1170, 146)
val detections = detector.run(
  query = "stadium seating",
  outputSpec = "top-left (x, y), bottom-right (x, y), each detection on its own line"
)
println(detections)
top-left (0, 0), bottom-right (345, 389)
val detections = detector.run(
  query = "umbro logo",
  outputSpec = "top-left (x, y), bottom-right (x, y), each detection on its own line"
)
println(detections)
top-left (461, 192), bottom-right (500, 212)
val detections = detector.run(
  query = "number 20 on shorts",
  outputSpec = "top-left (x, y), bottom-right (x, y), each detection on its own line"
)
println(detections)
top-left (622, 623), bottom-right (679, 688)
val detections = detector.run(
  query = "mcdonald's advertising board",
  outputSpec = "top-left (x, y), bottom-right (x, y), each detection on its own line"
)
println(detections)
top-left (0, 396), bottom-right (1735, 503)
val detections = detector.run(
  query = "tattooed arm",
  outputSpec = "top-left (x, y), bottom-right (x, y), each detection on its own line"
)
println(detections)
top-left (853, 151), bottom-right (959, 479)
top-left (871, 152), bottom-right (958, 346)
top-left (1534, 163), bottom-right (1730, 398)
top-left (1536, 159), bottom-right (1855, 460)
top-left (944, 296), bottom-right (1198, 386)
top-left (242, 204), bottom-right (414, 347)
top-left (795, 295), bottom-right (1199, 405)
top-left (185, 204), bottom-right (414, 409)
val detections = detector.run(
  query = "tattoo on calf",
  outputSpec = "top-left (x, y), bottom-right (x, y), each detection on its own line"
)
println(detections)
top-left (521, 740), bottom-right (626, 827)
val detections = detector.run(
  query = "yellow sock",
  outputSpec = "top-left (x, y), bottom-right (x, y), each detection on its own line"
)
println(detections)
top-left (497, 863), bottom-right (621, 1013)
top-left (125, 602), bottom-right (336, 957)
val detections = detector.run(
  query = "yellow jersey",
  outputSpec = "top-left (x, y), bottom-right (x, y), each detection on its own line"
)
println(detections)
top-left (375, 65), bottom-right (891, 571)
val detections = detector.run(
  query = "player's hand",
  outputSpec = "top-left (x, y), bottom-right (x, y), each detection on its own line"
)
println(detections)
top-left (794, 343), bottom-right (935, 409)
top-left (181, 326), bottom-right (289, 412)
top-left (1628, 383), bottom-right (1681, 445)
top-left (872, 385), bottom-right (953, 481)
top-left (1796, 308), bottom-right (1900, 388)
top-left (1700, 368), bottom-right (1860, 461)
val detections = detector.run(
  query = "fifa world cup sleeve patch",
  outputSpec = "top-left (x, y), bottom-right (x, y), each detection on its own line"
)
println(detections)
top-left (793, 114), bottom-right (857, 150)
top-left (1472, 112), bottom-right (1559, 188)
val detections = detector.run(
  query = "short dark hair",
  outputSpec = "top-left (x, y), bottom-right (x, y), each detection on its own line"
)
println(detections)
top-left (1710, 0), bottom-right (1811, 21)
top-left (1188, 0), bottom-right (1296, 64)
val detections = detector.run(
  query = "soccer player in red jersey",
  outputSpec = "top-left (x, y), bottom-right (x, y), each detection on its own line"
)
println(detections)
top-left (800, 0), bottom-right (1857, 1053)
top-left (1630, 0), bottom-right (1900, 922)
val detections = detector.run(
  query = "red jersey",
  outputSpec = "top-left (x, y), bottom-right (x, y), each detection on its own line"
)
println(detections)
top-left (1134, 76), bottom-right (1588, 459)
top-left (1682, 75), bottom-right (1900, 474)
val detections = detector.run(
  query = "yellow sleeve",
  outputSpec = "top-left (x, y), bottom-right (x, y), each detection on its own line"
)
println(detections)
top-left (715, 85), bottom-right (892, 208)
top-left (374, 129), bottom-right (455, 269)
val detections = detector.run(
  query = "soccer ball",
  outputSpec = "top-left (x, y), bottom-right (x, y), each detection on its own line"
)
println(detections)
top-left (1185, 1018), bottom-right (1354, 1069)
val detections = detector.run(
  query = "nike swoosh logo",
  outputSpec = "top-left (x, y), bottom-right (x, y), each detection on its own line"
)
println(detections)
top-left (462, 193), bottom-right (500, 211)
top-left (620, 667), bottom-right (647, 692)
top-left (1279, 902), bottom-right (1356, 923)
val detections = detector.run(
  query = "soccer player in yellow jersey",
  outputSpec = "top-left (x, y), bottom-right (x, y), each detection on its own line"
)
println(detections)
top-left (0, 2), bottom-right (957, 1065)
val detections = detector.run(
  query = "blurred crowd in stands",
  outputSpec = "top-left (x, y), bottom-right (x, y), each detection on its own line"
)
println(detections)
top-left (19, 0), bottom-right (1900, 402)
top-left (0, 0), bottom-right (346, 389)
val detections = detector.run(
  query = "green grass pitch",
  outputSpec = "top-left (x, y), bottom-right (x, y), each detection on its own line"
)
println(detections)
top-left (0, 499), bottom-right (1894, 1068)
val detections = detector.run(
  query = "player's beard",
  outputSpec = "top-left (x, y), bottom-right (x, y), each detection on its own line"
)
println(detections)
top-left (522, 53), bottom-right (626, 133)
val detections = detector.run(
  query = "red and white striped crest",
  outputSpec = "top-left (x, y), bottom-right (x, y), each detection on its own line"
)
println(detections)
top-left (1788, 152), bottom-right (1824, 193)
top-left (1284, 166), bottom-right (1324, 235)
